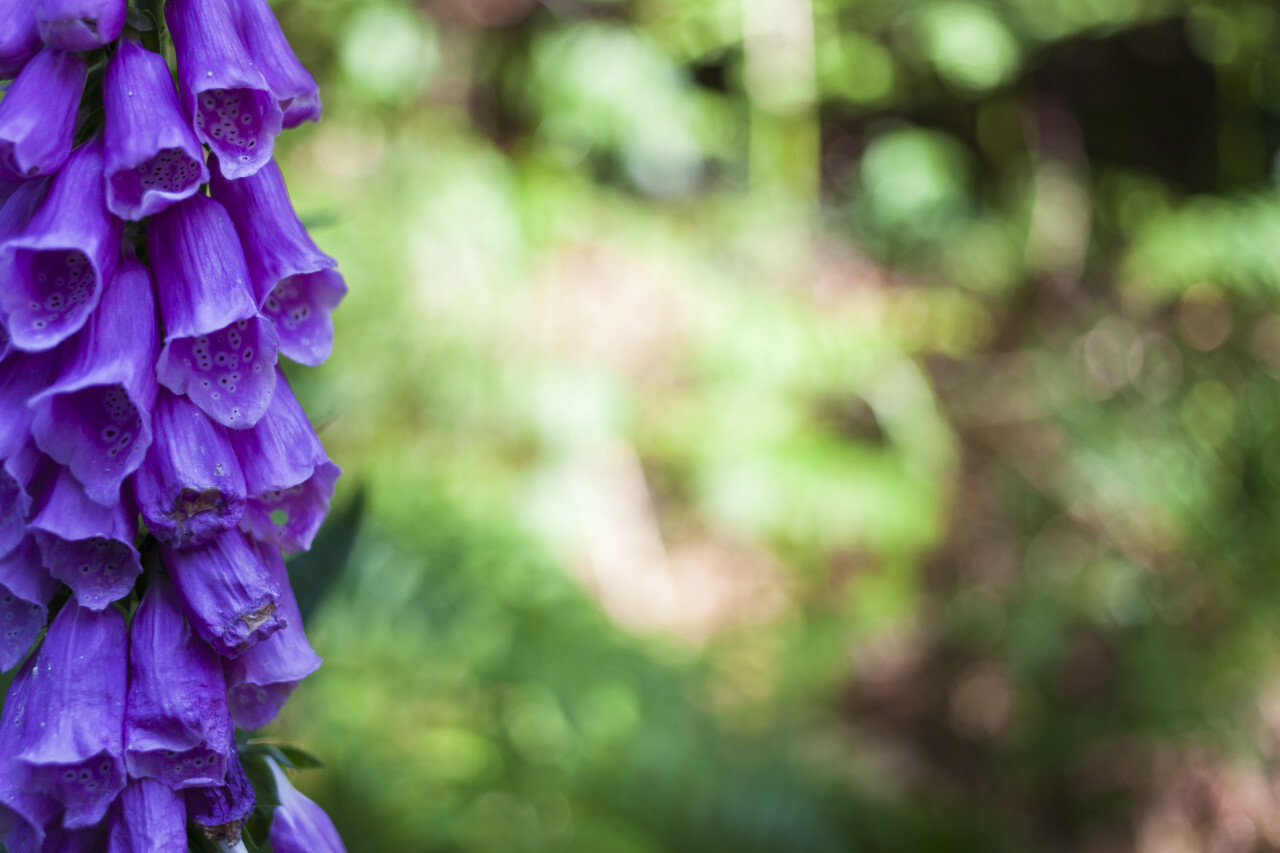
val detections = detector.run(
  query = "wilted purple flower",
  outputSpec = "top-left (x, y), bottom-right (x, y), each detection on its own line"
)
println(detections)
top-left (226, 537), bottom-right (321, 729)
top-left (185, 737), bottom-right (255, 844)
top-left (148, 192), bottom-right (280, 428)
top-left (162, 528), bottom-right (284, 657)
top-left (103, 36), bottom-right (210, 221)
top-left (36, 0), bottom-right (126, 51)
top-left (106, 778), bottom-right (186, 853)
top-left (28, 253), bottom-right (158, 505)
top-left (27, 467), bottom-right (142, 610)
top-left (0, 536), bottom-right (56, 671)
top-left (228, 0), bottom-right (321, 128)
top-left (132, 389), bottom-right (246, 547)
top-left (125, 571), bottom-right (233, 788)
top-left (211, 157), bottom-right (346, 366)
top-left (267, 758), bottom-right (347, 853)
top-left (166, 0), bottom-right (282, 178)
top-left (0, 658), bottom-right (60, 853)
top-left (0, 0), bottom-right (41, 79)
top-left (233, 370), bottom-right (340, 553)
top-left (0, 137), bottom-right (123, 352)
top-left (15, 602), bottom-right (127, 828)
top-left (0, 47), bottom-right (85, 181)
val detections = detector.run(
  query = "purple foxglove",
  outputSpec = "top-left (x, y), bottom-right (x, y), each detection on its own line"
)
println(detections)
top-left (103, 36), bottom-right (210, 221)
top-left (210, 157), bottom-right (346, 365)
top-left (267, 758), bottom-right (347, 853)
top-left (233, 370), bottom-right (340, 553)
top-left (166, 0), bottom-right (282, 178)
top-left (0, 536), bottom-right (58, 671)
top-left (162, 528), bottom-right (284, 657)
top-left (125, 571), bottom-right (233, 789)
top-left (0, 173), bottom-right (48, 245)
top-left (226, 537), bottom-right (321, 729)
top-left (0, 659), bottom-right (60, 853)
top-left (0, 349), bottom-right (61, 461)
top-left (0, 138), bottom-right (123, 351)
top-left (148, 192), bottom-right (280, 428)
top-left (0, 0), bottom-right (41, 79)
top-left (36, 0), bottom-right (125, 51)
top-left (185, 737), bottom-right (255, 844)
top-left (15, 602), bottom-right (127, 828)
top-left (0, 47), bottom-right (85, 181)
top-left (106, 778), bottom-right (186, 853)
top-left (0, 442), bottom-right (47, 559)
top-left (132, 389), bottom-right (246, 547)
top-left (36, 0), bottom-right (126, 50)
top-left (228, 0), bottom-right (321, 128)
top-left (28, 253), bottom-right (158, 505)
top-left (28, 467), bottom-right (141, 610)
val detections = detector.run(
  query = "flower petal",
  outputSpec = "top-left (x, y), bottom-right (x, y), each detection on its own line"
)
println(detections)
top-left (228, 0), bottom-right (320, 127)
top-left (184, 738), bottom-right (255, 845)
top-left (0, 47), bottom-right (85, 181)
top-left (267, 758), bottom-right (347, 853)
top-left (106, 778), bottom-right (186, 853)
top-left (0, 536), bottom-right (56, 671)
top-left (36, 0), bottom-right (126, 50)
top-left (0, 0), bottom-right (40, 79)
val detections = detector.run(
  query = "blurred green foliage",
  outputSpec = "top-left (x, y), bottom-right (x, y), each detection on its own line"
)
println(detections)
top-left (258, 0), bottom-right (1280, 850)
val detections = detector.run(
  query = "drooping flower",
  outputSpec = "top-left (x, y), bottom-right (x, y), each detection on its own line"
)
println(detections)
top-left (0, 657), bottom-right (60, 853)
top-left (14, 602), bottom-right (127, 828)
top-left (184, 737), bottom-right (255, 844)
top-left (125, 571), bottom-right (233, 789)
top-left (211, 157), bottom-right (346, 366)
top-left (27, 466), bottom-right (142, 610)
top-left (132, 389), bottom-right (246, 548)
top-left (0, 536), bottom-right (57, 671)
top-left (166, 0), bottom-right (282, 178)
top-left (0, 443), bottom-right (45, 559)
top-left (0, 137), bottom-right (123, 352)
top-left (225, 536), bottom-right (321, 729)
top-left (0, 47), bottom-right (85, 181)
top-left (162, 528), bottom-right (284, 657)
top-left (105, 778), bottom-right (187, 853)
top-left (28, 252), bottom-right (158, 505)
top-left (227, 0), bottom-right (321, 128)
top-left (36, 0), bottom-right (126, 51)
top-left (0, 0), bottom-right (41, 79)
top-left (103, 35), bottom-right (210, 221)
top-left (232, 369), bottom-right (340, 553)
top-left (147, 191), bottom-right (280, 428)
top-left (266, 758), bottom-right (347, 853)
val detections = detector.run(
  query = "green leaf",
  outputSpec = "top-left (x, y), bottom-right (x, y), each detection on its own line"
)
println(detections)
top-left (240, 750), bottom-right (283, 811)
top-left (269, 744), bottom-right (325, 770)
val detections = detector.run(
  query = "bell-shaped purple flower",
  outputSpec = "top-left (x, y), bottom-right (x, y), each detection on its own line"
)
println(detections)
top-left (166, 0), bottom-right (282, 178)
top-left (267, 758), bottom-right (347, 853)
top-left (28, 467), bottom-right (142, 610)
top-left (125, 571), bottom-right (233, 789)
top-left (132, 390), bottom-right (246, 548)
top-left (0, 347), bottom-right (61, 463)
top-left (15, 602), bottom-right (127, 828)
top-left (0, 659), bottom-right (60, 853)
top-left (0, 138), bottom-right (123, 352)
top-left (185, 737), bottom-right (255, 845)
top-left (106, 778), bottom-right (186, 853)
top-left (211, 157), bottom-right (345, 365)
top-left (103, 36), bottom-right (210, 221)
top-left (0, 536), bottom-right (58, 671)
top-left (148, 192), bottom-right (280, 428)
top-left (233, 371), bottom-right (340, 553)
top-left (228, 0), bottom-right (321, 128)
top-left (226, 537), bottom-right (321, 729)
top-left (162, 528), bottom-right (284, 658)
top-left (0, 442), bottom-right (47, 560)
top-left (0, 47), bottom-right (85, 181)
top-left (28, 254), bottom-right (158, 505)
top-left (0, 0), bottom-right (41, 79)
top-left (36, 0), bottom-right (126, 50)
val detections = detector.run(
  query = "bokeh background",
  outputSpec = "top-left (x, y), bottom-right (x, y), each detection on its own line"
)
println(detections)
top-left (266, 0), bottom-right (1280, 850)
